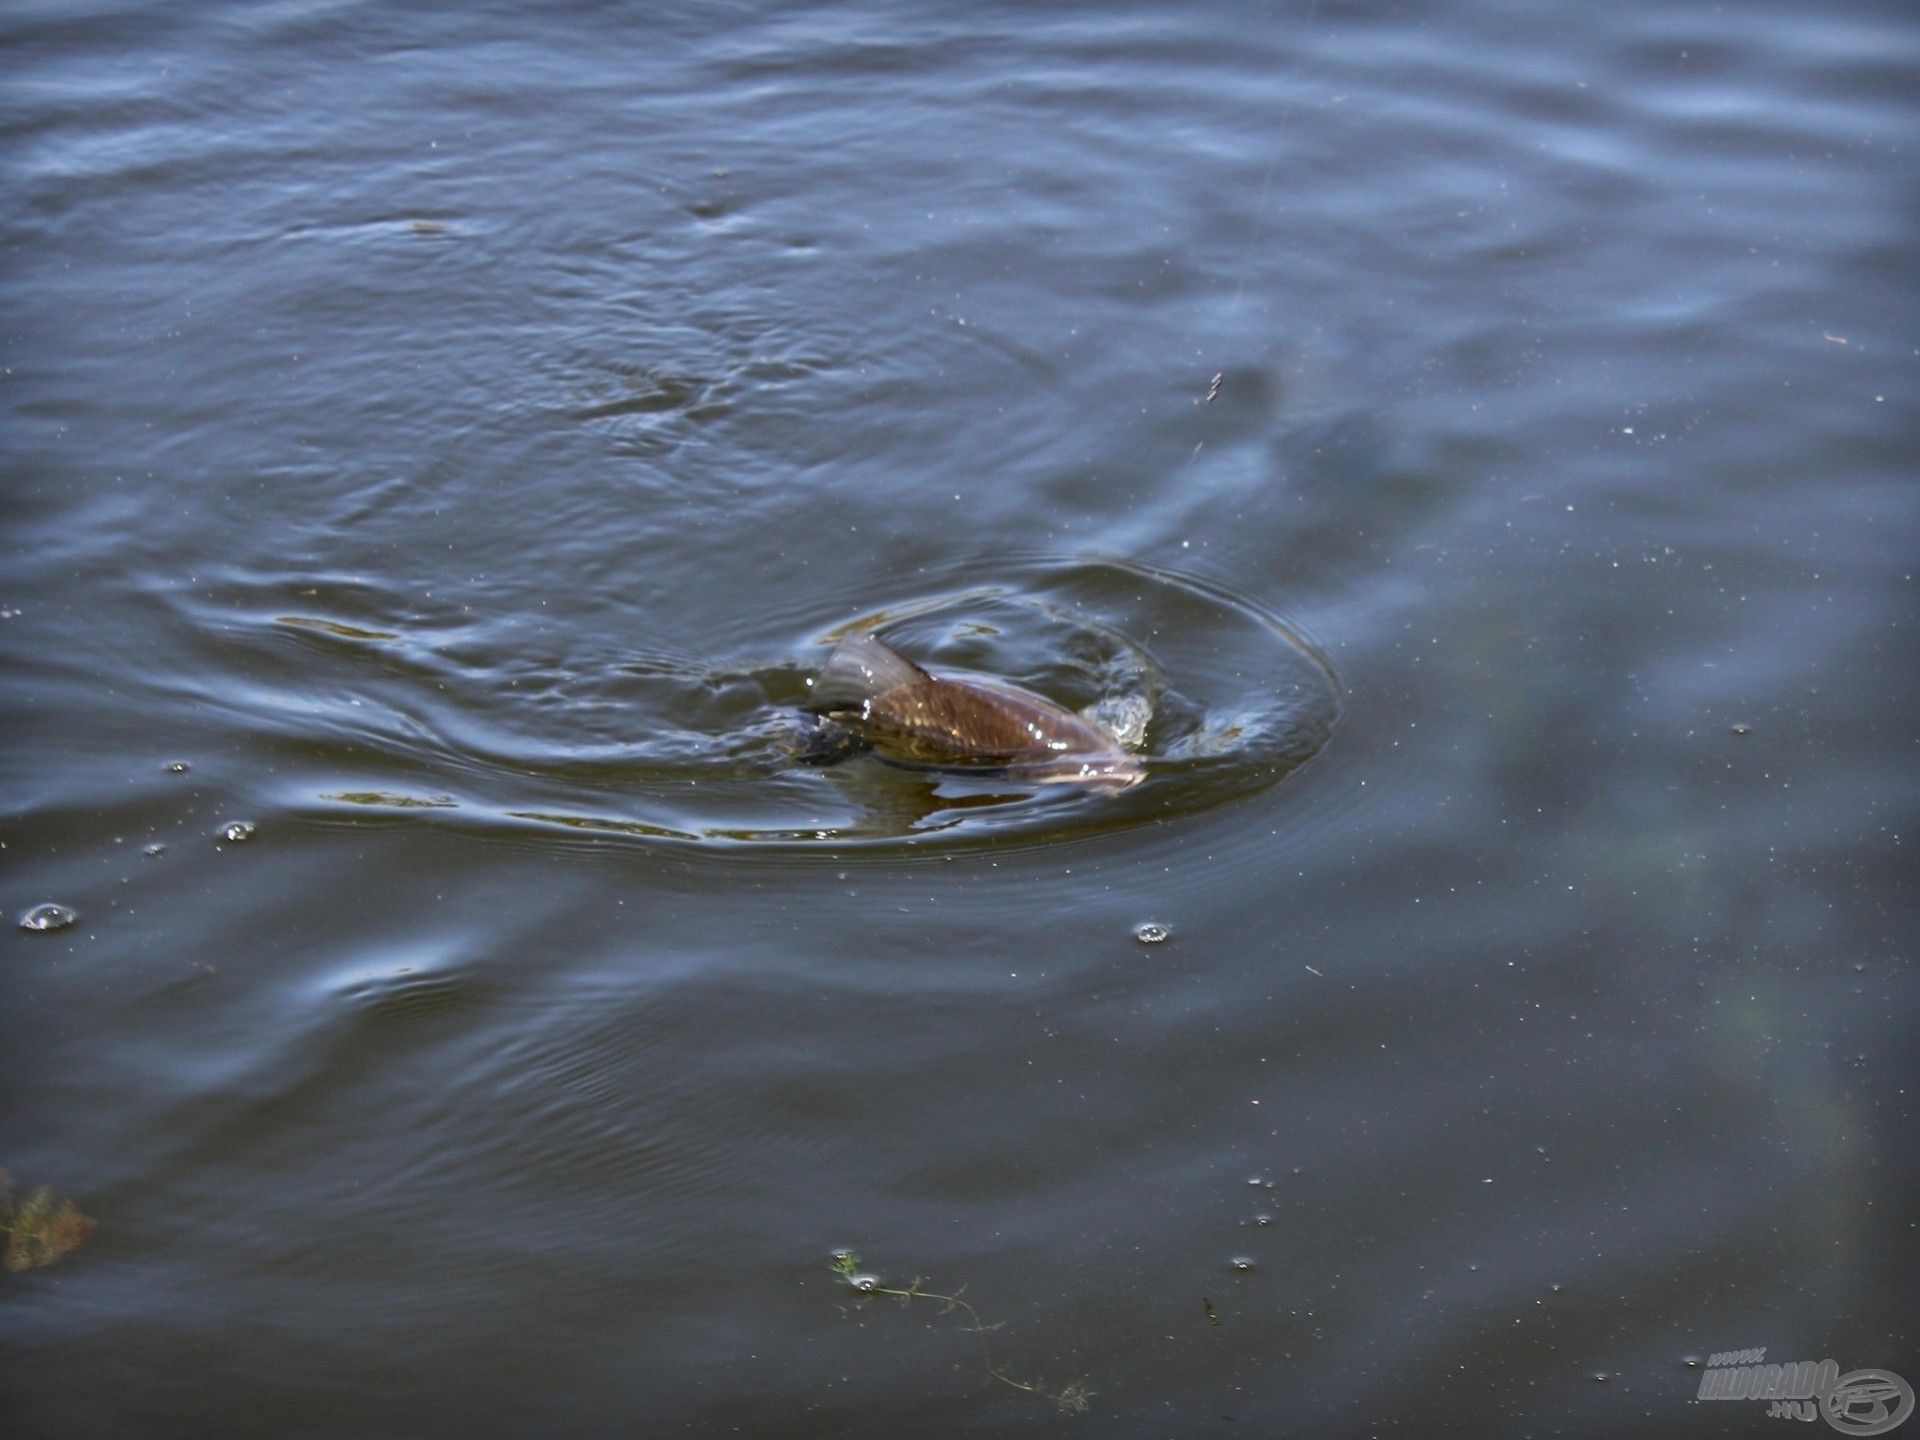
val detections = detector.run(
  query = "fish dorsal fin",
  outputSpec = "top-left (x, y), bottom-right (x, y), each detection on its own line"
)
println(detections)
top-left (809, 633), bottom-right (930, 712)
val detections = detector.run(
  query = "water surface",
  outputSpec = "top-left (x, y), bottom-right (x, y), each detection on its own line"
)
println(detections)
top-left (3, 1), bottom-right (1916, 1435)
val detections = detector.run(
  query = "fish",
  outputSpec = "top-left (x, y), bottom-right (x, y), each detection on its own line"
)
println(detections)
top-left (800, 633), bottom-right (1145, 789)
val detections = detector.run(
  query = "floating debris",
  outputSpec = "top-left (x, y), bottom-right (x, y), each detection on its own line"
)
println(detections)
top-left (18, 903), bottom-right (77, 933)
top-left (323, 791), bottom-right (456, 809)
top-left (274, 615), bottom-right (398, 641)
top-left (0, 1172), bottom-right (96, 1272)
top-left (829, 1249), bottom-right (1092, 1414)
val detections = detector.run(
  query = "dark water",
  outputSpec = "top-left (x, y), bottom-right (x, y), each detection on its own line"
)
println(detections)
top-left (4, 1), bottom-right (1916, 1434)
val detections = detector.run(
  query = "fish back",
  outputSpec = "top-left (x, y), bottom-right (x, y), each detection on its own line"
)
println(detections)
top-left (809, 634), bottom-right (1124, 769)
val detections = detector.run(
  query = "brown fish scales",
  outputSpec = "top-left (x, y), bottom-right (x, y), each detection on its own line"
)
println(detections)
top-left (805, 633), bottom-right (1143, 787)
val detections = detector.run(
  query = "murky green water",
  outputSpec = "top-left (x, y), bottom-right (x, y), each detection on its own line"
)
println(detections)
top-left (4, 1), bottom-right (1915, 1435)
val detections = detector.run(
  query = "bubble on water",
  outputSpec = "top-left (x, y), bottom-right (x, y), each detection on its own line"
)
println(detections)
top-left (847, 1273), bottom-right (881, 1294)
top-left (1228, 1256), bottom-right (1257, 1273)
top-left (165, 760), bottom-right (191, 773)
top-left (1134, 922), bottom-right (1170, 945)
top-left (19, 903), bottom-right (78, 933)
top-left (1251, 1213), bottom-right (1274, 1227)
top-left (143, 843), bottom-right (166, 858)
top-left (217, 821), bottom-right (256, 843)
top-left (1729, 723), bottom-right (1752, 737)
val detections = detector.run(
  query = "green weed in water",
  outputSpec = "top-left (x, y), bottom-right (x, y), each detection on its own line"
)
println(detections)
top-left (829, 1250), bottom-right (1091, 1415)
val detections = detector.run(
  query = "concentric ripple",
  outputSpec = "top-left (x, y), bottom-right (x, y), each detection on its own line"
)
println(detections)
top-left (286, 555), bottom-right (1339, 853)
